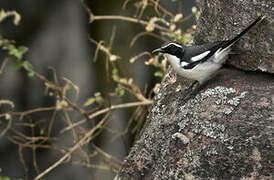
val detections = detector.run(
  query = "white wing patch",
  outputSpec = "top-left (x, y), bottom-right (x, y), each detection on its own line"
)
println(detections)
top-left (213, 47), bottom-right (230, 64)
top-left (190, 50), bottom-right (210, 62)
top-left (180, 61), bottom-right (189, 67)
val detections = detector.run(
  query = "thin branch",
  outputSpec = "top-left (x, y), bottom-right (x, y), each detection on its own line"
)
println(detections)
top-left (93, 144), bottom-right (122, 167)
top-left (92, 15), bottom-right (170, 32)
top-left (151, 0), bottom-right (174, 18)
top-left (61, 100), bottom-right (153, 133)
top-left (34, 114), bottom-right (109, 180)
top-left (0, 116), bottom-right (12, 138)
top-left (8, 136), bottom-right (64, 151)
top-left (12, 106), bottom-right (56, 120)
top-left (0, 58), bottom-right (8, 74)
top-left (130, 31), bottom-right (168, 47)
top-left (72, 161), bottom-right (116, 172)
top-left (18, 145), bottom-right (28, 178)
top-left (61, 110), bottom-right (90, 163)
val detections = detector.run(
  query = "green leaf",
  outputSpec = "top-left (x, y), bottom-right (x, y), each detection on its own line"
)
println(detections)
top-left (84, 92), bottom-right (104, 106)
top-left (112, 69), bottom-right (119, 82)
top-left (14, 46), bottom-right (28, 60)
top-left (119, 88), bottom-right (125, 96)
top-left (21, 61), bottom-right (34, 76)
top-left (182, 33), bottom-right (192, 44)
top-left (4, 44), bottom-right (15, 51)
top-left (18, 46), bottom-right (28, 55)
top-left (94, 92), bottom-right (104, 104)
top-left (22, 60), bottom-right (33, 72)
top-left (83, 97), bottom-right (95, 107)
top-left (115, 85), bottom-right (125, 97)
top-left (5, 45), bottom-right (28, 60)
top-left (27, 71), bottom-right (35, 77)
top-left (154, 71), bottom-right (163, 77)
top-left (0, 40), bottom-right (3, 47)
top-left (0, 176), bottom-right (11, 180)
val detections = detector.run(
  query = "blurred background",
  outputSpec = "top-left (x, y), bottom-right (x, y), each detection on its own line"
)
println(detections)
top-left (0, 0), bottom-right (196, 179)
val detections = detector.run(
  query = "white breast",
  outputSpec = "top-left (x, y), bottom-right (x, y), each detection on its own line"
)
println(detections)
top-left (165, 54), bottom-right (224, 84)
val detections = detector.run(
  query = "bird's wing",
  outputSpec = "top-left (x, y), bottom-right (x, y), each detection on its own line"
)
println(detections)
top-left (182, 41), bottom-right (226, 69)
top-left (182, 41), bottom-right (226, 61)
top-left (183, 15), bottom-right (265, 70)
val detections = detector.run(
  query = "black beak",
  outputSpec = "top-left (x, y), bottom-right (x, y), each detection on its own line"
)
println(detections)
top-left (152, 48), bottom-right (164, 55)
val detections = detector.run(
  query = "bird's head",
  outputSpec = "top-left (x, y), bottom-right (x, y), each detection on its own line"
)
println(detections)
top-left (152, 42), bottom-right (184, 58)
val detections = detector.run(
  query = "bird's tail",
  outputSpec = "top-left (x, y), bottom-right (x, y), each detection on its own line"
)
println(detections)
top-left (222, 15), bottom-right (265, 50)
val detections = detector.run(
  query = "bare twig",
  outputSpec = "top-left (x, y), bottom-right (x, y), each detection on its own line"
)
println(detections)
top-left (30, 120), bottom-right (40, 175)
top-left (93, 144), bottom-right (122, 167)
top-left (47, 110), bottom-right (57, 137)
top-left (62, 77), bottom-right (80, 102)
top-left (12, 106), bottom-right (56, 120)
top-left (61, 100), bottom-right (153, 133)
top-left (0, 115), bottom-right (12, 138)
top-left (0, 58), bottom-right (8, 74)
top-left (151, 0), bottom-right (174, 18)
top-left (18, 145), bottom-right (28, 178)
top-left (34, 114), bottom-right (109, 180)
top-left (92, 15), bottom-right (170, 32)
top-left (61, 110), bottom-right (90, 163)
top-left (130, 31), bottom-right (168, 47)
top-left (72, 161), bottom-right (116, 172)
top-left (8, 136), bottom-right (64, 151)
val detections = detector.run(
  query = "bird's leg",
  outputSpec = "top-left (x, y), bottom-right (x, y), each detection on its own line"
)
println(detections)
top-left (182, 81), bottom-right (200, 101)
top-left (189, 81), bottom-right (199, 91)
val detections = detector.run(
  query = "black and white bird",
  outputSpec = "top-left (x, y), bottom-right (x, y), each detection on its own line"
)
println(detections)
top-left (152, 15), bottom-right (265, 85)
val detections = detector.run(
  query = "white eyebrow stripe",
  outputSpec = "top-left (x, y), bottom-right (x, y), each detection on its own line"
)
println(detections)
top-left (162, 42), bottom-right (182, 49)
top-left (180, 61), bottom-right (189, 67)
top-left (190, 50), bottom-right (210, 62)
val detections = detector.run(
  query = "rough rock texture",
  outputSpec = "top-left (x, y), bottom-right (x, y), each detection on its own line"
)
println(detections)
top-left (116, 67), bottom-right (274, 179)
top-left (115, 1), bottom-right (274, 179)
top-left (195, 0), bottom-right (274, 73)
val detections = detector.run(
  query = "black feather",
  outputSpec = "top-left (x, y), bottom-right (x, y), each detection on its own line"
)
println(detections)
top-left (183, 15), bottom-right (265, 70)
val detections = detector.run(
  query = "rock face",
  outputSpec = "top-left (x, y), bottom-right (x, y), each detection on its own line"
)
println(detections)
top-left (195, 0), bottom-right (274, 73)
top-left (116, 1), bottom-right (274, 179)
